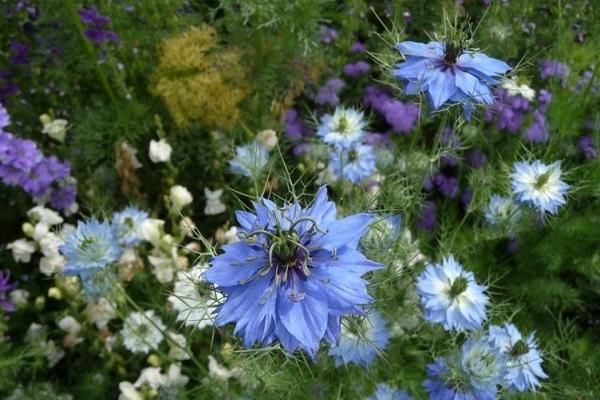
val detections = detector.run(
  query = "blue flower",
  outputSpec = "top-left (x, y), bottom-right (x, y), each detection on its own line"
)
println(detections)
top-left (366, 383), bottom-right (413, 400)
top-left (204, 186), bottom-right (382, 357)
top-left (317, 107), bottom-right (366, 149)
top-left (112, 206), bottom-right (148, 247)
top-left (488, 324), bottom-right (547, 392)
top-left (415, 256), bottom-right (488, 331)
top-left (329, 310), bottom-right (390, 367)
top-left (60, 219), bottom-right (122, 275)
top-left (362, 215), bottom-right (402, 248)
top-left (424, 335), bottom-right (506, 400)
top-left (329, 144), bottom-right (377, 185)
top-left (484, 194), bottom-right (521, 226)
top-left (510, 160), bottom-right (569, 215)
top-left (393, 41), bottom-right (510, 118)
top-left (229, 142), bottom-right (269, 178)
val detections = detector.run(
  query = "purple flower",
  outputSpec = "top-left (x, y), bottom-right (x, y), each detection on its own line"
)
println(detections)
top-left (84, 28), bottom-right (120, 44)
top-left (50, 185), bottom-right (77, 210)
top-left (292, 143), bottom-right (312, 157)
top-left (417, 201), bottom-right (437, 232)
top-left (284, 109), bottom-right (308, 140)
top-left (351, 42), bottom-right (366, 53)
top-left (78, 7), bottom-right (111, 25)
top-left (0, 270), bottom-right (17, 312)
top-left (343, 61), bottom-right (371, 78)
top-left (461, 189), bottom-right (473, 208)
top-left (523, 109), bottom-right (549, 143)
top-left (362, 86), bottom-right (419, 134)
top-left (578, 135), bottom-right (597, 160)
top-left (10, 41), bottom-right (31, 65)
top-left (79, 7), bottom-right (119, 44)
top-left (434, 174), bottom-right (459, 198)
top-left (320, 25), bottom-right (338, 45)
top-left (315, 79), bottom-right (345, 106)
top-left (0, 103), bottom-right (9, 130)
top-left (539, 59), bottom-right (570, 82)
top-left (466, 148), bottom-right (487, 168)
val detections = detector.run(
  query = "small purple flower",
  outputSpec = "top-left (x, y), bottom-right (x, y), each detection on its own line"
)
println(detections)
top-left (417, 201), bottom-right (437, 232)
top-left (434, 174), bottom-right (459, 199)
top-left (343, 61), bottom-right (371, 78)
top-left (0, 103), bottom-right (9, 130)
top-left (10, 41), bottom-right (31, 65)
top-left (315, 79), bottom-right (345, 106)
top-left (466, 148), bottom-right (487, 168)
top-left (539, 59), bottom-right (570, 82)
top-left (320, 25), bottom-right (338, 45)
top-left (284, 109), bottom-right (308, 140)
top-left (78, 7), bottom-right (111, 25)
top-left (379, 100), bottom-right (419, 134)
top-left (578, 135), bottom-right (597, 160)
top-left (0, 270), bottom-right (18, 312)
top-left (523, 109), bottom-right (549, 143)
top-left (351, 41), bottom-right (366, 53)
top-left (79, 7), bottom-right (119, 44)
top-left (460, 189), bottom-right (473, 208)
top-left (50, 185), bottom-right (77, 210)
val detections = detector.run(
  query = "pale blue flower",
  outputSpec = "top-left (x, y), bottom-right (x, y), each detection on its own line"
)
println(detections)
top-left (416, 256), bottom-right (488, 331)
top-left (317, 107), bottom-right (366, 149)
top-left (329, 310), bottom-right (390, 367)
top-left (484, 194), bottom-right (521, 225)
top-left (363, 215), bottom-right (402, 247)
top-left (229, 142), bottom-right (269, 178)
top-left (510, 160), bottom-right (569, 214)
top-left (366, 383), bottom-right (413, 400)
top-left (488, 324), bottom-right (548, 392)
top-left (112, 206), bottom-right (148, 247)
top-left (329, 144), bottom-right (377, 185)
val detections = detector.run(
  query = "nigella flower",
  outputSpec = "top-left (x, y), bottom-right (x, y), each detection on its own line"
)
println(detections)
top-left (112, 207), bottom-right (149, 247)
top-left (0, 270), bottom-right (18, 312)
top-left (362, 215), bottom-right (402, 248)
top-left (393, 41), bottom-right (510, 118)
top-left (424, 336), bottom-right (506, 400)
top-left (229, 142), bottom-right (269, 178)
top-left (329, 144), bottom-right (377, 185)
top-left (60, 219), bottom-right (122, 278)
top-left (416, 256), bottom-right (488, 331)
top-left (367, 383), bottom-right (413, 400)
top-left (317, 107), bottom-right (367, 148)
top-left (510, 160), bottom-right (569, 215)
top-left (488, 324), bottom-right (547, 392)
top-left (203, 186), bottom-right (382, 357)
top-left (329, 310), bottom-right (390, 367)
top-left (121, 310), bottom-right (166, 354)
top-left (484, 194), bottom-right (521, 226)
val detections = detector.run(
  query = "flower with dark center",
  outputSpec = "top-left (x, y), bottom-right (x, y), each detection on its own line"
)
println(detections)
top-left (204, 186), bottom-right (382, 357)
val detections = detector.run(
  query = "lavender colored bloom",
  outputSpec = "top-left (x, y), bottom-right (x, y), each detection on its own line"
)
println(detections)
top-left (434, 174), bottom-right (459, 199)
top-left (578, 135), bottom-right (597, 160)
top-left (320, 25), bottom-right (338, 45)
top-left (315, 79), bottom-right (346, 106)
top-left (575, 70), bottom-right (598, 94)
top-left (367, 383), bottom-right (413, 400)
top-left (10, 41), bottom-right (31, 65)
top-left (417, 201), bottom-right (437, 232)
top-left (393, 41), bottom-right (510, 118)
top-left (362, 86), bottom-right (419, 134)
top-left (292, 143), bottom-right (312, 157)
top-left (538, 89), bottom-right (552, 105)
top-left (50, 185), bottom-right (77, 210)
top-left (523, 109), bottom-right (549, 143)
top-left (343, 61), bottom-right (371, 78)
top-left (461, 189), bottom-right (473, 208)
top-left (329, 144), bottom-right (377, 185)
top-left (0, 103), bottom-right (9, 130)
top-left (78, 7), bottom-right (111, 25)
top-left (484, 89), bottom-right (529, 133)
top-left (0, 270), bottom-right (18, 312)
top-left (466, 149), bottom-right (487, 168)
top-left (284, 109), bottom-right (308, 140)
top-left (351, 41), bottom-right (366, 53)
top-left (203, 187), bottom-right (382, 357)
top-left (84, 28), bottom-right (120, 44)
top-left (79, 7), bottom-right (119, 44)
top-left (539, 60), bottom-right (569, 82)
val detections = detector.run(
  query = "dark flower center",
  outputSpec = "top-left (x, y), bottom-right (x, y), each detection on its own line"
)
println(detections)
top-left (268, 229), bottom-right (310, 283)
top-left (510, 339), bottom-right (530, 357)
top-left (337, 116), bottom-right (349, 134)
top-left (534, 171), bottom-right (551, 190)
top-left (448, 276), bottom-right (468, 298)
top-left (347, 149), bottom-right (358, 162)
top-left (443, 41), bottom-right (462, 65)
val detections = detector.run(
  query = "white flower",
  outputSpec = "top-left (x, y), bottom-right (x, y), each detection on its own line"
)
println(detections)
top-left (217, 226), bottom-right (239, 244)
top-left (42, 340), bottom-right (65, 367)
top-left (58, 315), bottom-right (81, 335)
top-left (168, 264), bottom-right (222, 329)
top-left (208, 355), bottom-right (242, 382)
top-left (134, 367), bottom-right (166, 389)
top-left (179, 216), bottom-right (197, 237)
top-left (149, 139), bottom-right (172, 163)
top-left (39, 254), bottom-right (66, 276)
top-left (165, 363), bottom-right (189, 387)
top-left (27, 206), bottom-right (63, 226)
top-left (118, 382), bottom-right (143, 400)
top-left (168, 332), bottom-right (190, 361)
top-left (511, 160), bottom-right (570, 215)
top-left (42, 118), bottom-right (68, 142)
top-left (316, 107), bottom-right (366, 148)
top-left (169, 185), bottom-right (193, 211)
top-left (39, 232), bottom-right (64, 257)
top-left (137, 218), bottom-right (164, 244)
top-left (121, 310), bottom-right (166, 354)
top-left (32, 222), bottom-right (50, 242)
top-left (501, 78), bottom-right (536, 101)
top-left (65, 201), bottom-right (79, 217)
top-left (9, 289), bottom-right (30, 308)
top-left (85, 297), bottom-right (117, 329)
top-left (120, 141), bottom-right (142, 169)
top-left (6, 239), bottom-right (36, 263)
top-left (148, 254), bottom-right (175, 284)
top-left (256, 129), bottom-right (278, 151)
top-left (204, 188), bottom-right (226, 215)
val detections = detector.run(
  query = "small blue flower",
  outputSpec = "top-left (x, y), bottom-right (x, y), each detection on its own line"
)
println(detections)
top-left (60, 219), bottom-right (122, 275)
top-left (112, 206), bottom-right (148, 247)
top-left (329, 144), bottom-right (377, 185)
top-left (204, 186), bottom-right (382, 357)
top-left (362, 215), bottom-right (402, 248)
top-left (329, 310), bottom-right (390, 367)
top-left (366, 383), bottom-right (413, 400)
top-left (488, 324), bottom-right (548, 392)
top-left (317, 107), bottom-right (367, 148)
top-left (510, 160), bottom-right (569, 215)
top-left (229, 142), bottom-right (269, 178)
top-left (393, 41), bottom-right (510, 118)
top-left (415, 256), bottom-right (488, 331)
top-left (424, 335), bottom-right (506, 400)
top-left (484, 194), bottom-right (521, 226)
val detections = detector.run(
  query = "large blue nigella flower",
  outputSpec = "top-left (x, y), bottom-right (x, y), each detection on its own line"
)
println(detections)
top-left (204, 186), bottom-right (382, 357)
top-left (112, 206), bottom-right (148, 247)
top-left (329, 144), bottom-right (377, 185)
top-left (393, 41), bottom-right (510, 118)
top-left (415, 256), bottom-right (488, 331)
top-left (367, 383), bottom-right (413, 400)
top-left (424, 335), bottom-right (506, 400)
top-left (329, 309), bottom-right (390, 367)
top-left (510, 160), bottom-right (569, 215)
top-left (60, 219), bottom-right (122, 276)
top-left (488, 324), bottom-right (547, 392)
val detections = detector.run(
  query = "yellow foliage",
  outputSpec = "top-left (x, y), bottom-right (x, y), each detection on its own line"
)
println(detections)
top-left (152, 26), bottom-right (248, 130)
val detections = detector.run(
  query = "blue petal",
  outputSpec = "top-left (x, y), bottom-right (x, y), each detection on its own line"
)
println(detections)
top-left (423, 68), bottom-right (457, 109)
top-left (454, 69), bottom-right (494, 104)
top-left (393, 57), bottom-right (434, 81)
top-left (395, 41), bottom-right (444, 59)
top-left (314, 213), bottom-right (373, 250)
top-left (457, 52), bottom-right (511, 79)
